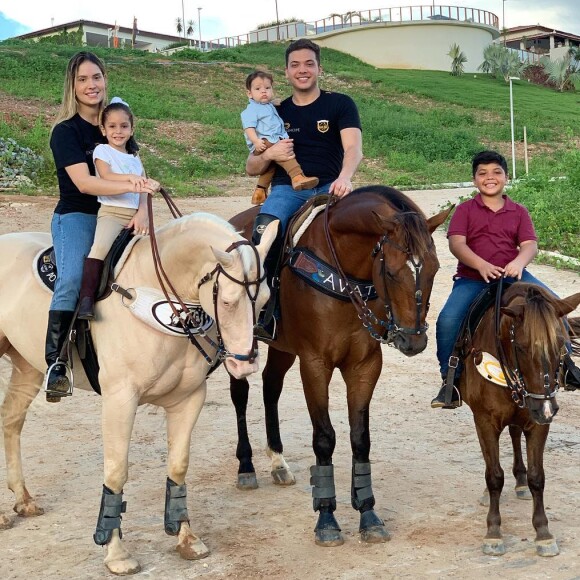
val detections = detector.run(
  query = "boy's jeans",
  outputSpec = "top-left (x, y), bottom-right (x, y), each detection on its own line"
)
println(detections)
top-left (436, 272), bottom-right (552, 377)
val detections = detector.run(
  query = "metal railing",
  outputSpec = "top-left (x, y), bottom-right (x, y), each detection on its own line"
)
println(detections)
top-left (205, 5), bottom-right (499, 51)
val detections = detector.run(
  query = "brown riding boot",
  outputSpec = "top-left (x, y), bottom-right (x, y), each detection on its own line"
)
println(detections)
top-left (277, 158), bottom-right (319, 191)
top-left (252, 165), bottom-right (275, 205)
top-left (77, 258), bottom-right (104, 320)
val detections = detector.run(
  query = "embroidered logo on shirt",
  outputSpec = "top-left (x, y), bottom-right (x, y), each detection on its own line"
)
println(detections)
top-left (317, 120), bottom-right (329, 133)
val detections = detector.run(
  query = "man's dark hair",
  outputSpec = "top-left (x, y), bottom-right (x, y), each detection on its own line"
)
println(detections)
top-left (285, 39), bottom-right (321, 66)
top-left (472, 150), bottom-right (508, 176)
top-left (245, 70), bottom-right (274, 91)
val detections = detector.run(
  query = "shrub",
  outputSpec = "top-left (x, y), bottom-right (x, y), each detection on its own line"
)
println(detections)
top-left (0, 137), bottom-right (44, 186)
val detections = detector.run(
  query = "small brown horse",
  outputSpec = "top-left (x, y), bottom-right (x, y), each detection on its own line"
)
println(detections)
top-left (458, 281), bottom-right (580, 557)
top-left (229, 186), bottom-right (450, 546)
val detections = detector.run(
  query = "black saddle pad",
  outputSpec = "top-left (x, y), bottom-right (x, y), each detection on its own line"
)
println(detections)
top-left (36, 228), bottom-right (134, 299)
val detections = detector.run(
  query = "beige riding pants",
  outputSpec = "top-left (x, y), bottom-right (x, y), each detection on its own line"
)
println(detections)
top-left (88, 205), bottom-right (136, 260)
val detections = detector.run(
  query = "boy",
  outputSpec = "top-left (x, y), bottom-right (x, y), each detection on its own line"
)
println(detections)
top-left (241, 70), bottom-right (318, 204)
top-left (431, 149), bottom-right (578, 408)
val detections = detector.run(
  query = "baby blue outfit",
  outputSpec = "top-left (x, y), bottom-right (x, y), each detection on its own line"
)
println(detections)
top-left (241, 99), bottom-right (288, 152)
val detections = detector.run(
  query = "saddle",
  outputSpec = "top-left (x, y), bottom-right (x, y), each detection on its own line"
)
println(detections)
top-left (443, 281), bottom-right (512, 405)
top-left (36, 230), bottom-right (136, 396)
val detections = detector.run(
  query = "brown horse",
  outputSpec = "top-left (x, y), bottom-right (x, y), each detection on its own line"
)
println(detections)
top-left (457, 281), bottom-right (580, 557)
top-left (229, 186), bottom-right (450, 546)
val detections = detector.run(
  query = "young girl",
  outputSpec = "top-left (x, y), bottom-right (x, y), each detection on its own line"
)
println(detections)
top-left (77, 97), bottom-right (160, 320)
top-left (46, 52), bottom-right (156, 399)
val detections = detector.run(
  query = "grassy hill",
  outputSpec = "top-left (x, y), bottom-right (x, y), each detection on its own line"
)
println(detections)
top-left (0, 40), bottom-right (578, 262)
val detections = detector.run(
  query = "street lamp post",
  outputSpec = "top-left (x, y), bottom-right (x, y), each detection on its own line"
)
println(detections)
top-left (509, 76), bottom-right (519, 180)
top-left (181, 0), bottom-right (185, 39)
top-left (502, 0), bottom-right (506, 46)
top-left (197, 7), bottom-right (202, 50)
top-left (275, 0), bottom-right (280, 41)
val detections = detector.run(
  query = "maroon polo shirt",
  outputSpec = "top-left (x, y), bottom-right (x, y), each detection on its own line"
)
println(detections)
top-left (447, 193), bottom-right (537, 281)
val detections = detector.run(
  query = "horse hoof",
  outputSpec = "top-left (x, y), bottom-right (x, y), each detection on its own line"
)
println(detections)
top-left (14, 501), bottom-right (44, 517)
top-left (0, 513), bottom-right (13, 530)
top-left (482, 538), bottom-right (505, 556)
top-left (515, 486), bottom-right (532, 500)
top-left (271, 466), bottom-right (296, 486)
top-left (536, 539), bottom-right (559, 557)
top-left (315, 528), bottom-right (344, 547)
top-left (360, 510), bottom-right (390, 543)
top-left (237, 472), bottom-right (258, 490)
top-left (177, 537), bottom-right (210, 560)
top-left (105, 557), bottom-right (141, 576)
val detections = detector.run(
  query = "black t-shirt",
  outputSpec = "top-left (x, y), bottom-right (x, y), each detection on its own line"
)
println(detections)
top-left (50, 114), bottom-right (105, 215)
top-left (273, 91), bottom-right (361, 186)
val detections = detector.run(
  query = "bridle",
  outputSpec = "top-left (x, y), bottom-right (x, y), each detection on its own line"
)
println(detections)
top-left (323, 198), bottom-right (429, 345)
top-left (494, 277), bottom-right (562, 408)
top-left (146, 191), bottom-right (263, 365)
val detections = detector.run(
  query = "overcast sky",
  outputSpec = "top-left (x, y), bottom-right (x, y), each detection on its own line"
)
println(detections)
top-left (1, 1), bottom-right (579, 42)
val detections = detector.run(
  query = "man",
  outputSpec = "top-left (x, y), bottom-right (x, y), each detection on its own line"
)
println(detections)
top-left (247, 38), bottom-right (363, 338)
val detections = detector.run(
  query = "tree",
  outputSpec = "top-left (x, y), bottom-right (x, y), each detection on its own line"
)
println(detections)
top-left (175, 17), bottom-right (183, 38)
top-left (478, 44), bottom-right (527, 82)
top-left (447, 43), bottom-right (467, 76)
top-left (540, 55), bottom-right (580, 91)
top-left (329, 11), bottom-right (361, 25)
top-left (186, 19), bottom-right (195, 46)
top-left (568, 46), bottom-right (580, 71)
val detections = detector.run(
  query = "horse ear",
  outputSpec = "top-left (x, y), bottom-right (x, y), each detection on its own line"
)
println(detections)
top-left (256, 220), bottom-right (279, 262)
top-left (553, 292), bottom-right (580, 317)
top-left (501, 305), bottom-right (524, 319)
top-left (371, 211), bottom-right (397, 233)
top-left (427, 206), bottom-right (454, 233)
top-left (211, 247), bottom-right (234, 268)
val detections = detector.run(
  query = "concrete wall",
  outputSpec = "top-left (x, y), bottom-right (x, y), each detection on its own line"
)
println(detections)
top-left (314, 21), bottom-right (499, 73)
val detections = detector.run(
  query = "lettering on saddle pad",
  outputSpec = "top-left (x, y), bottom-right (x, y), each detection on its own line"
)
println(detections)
top-left (288, 247), bottom-right (377, 302)
top-left (37, 248), bottom-right (57, 291)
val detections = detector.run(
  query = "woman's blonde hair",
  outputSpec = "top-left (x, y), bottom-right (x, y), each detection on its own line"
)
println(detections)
top-left (51, 52), bottom-right (107, 133)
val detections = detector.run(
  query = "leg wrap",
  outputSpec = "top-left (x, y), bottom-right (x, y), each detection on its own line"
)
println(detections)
top-left (310, 464), bottom-right (337, 512)
top-left (93, 485), bottom-right (126, 546)
top-left (351, 461), bottom-right (375, 511)
top-left (164, 477), bottom-right (190, 536)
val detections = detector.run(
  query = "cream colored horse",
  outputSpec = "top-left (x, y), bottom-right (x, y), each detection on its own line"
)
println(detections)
top-left (0, 212), bottom-right (276, 575)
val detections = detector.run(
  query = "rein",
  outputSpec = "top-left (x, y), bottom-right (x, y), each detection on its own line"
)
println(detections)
top-left (145, 190), bottom-right (258, 364)
top-left (322, 197), bottom-right (428, 345)
top-left (493, 276), bottom-right (561, 408)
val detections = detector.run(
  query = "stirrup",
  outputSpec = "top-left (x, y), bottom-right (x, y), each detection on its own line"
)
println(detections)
top-left (254, 316), bottom-right (277, 342)
top-left (43, 360), bottom-right (74, 398)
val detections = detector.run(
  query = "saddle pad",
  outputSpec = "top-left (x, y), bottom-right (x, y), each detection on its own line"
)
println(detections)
top-left (34, 247), bottom-right (57, 292)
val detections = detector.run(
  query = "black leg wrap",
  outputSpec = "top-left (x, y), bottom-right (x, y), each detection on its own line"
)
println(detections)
top-left (93, 485), bottom-right (126, 546)
top-left (164, 477), bottom-right (190, 536)
top-left (351, 461), bottom-right (376, 511)
top-left (310, 464), bottom-right (337, 512)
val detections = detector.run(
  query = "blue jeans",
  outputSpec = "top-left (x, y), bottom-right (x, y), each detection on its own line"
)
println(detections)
top-left (50, 212), bottom-right (97, 311)
top-left (259, 182), bottom-right (331, 232)
top-left (436, 272), bottom-right (554, 377)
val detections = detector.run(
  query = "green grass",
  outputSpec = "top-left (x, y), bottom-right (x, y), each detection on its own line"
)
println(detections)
top-left (0, 39), bottom-right (578, 261)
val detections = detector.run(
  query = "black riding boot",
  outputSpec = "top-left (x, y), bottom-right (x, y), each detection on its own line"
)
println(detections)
top-left (431, 377), bottom-right (461, 409)
top-left (77, 258), bottom-right (104, 320)
top-left (252, 213), bottom-right (282, 341)
top-left (563, 354), bottom-right (580, 390)
top-left (44, 309), bottom-right (74, 400)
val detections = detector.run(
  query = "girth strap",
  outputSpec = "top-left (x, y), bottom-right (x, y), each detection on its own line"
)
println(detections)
top-left (164, 477), bottom-right (190, 536)
top-left (351, 461), bottom-right (375, 510)
top-left (93, 485), bottom-right (126, 545)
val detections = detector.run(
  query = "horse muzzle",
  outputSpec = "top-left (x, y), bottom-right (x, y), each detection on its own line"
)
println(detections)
top-left (527, 396), bottom-right (559, 425)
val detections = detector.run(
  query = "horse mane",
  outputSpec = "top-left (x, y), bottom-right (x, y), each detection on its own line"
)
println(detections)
top-left (349, 186), bottom-right (431, 258)
top-left (501, 284), bottom-right (565, 363)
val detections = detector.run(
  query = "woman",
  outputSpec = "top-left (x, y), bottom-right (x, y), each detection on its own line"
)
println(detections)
top-left (46, 51), bottom-right (157, 399)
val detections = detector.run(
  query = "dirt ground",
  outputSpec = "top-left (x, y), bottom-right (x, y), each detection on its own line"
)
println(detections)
top-left (0, 189), bottom-right (579, 580)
